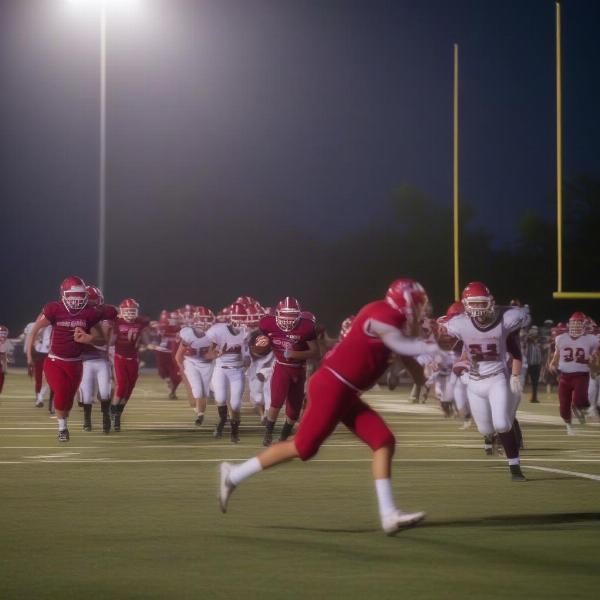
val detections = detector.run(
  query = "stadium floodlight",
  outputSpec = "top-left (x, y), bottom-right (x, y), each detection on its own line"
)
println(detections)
top-left (65, 0), bottom-right (143, 294)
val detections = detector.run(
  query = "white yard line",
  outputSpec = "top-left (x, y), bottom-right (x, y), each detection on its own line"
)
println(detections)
top-left (521, 465), bottom-right (600, 482)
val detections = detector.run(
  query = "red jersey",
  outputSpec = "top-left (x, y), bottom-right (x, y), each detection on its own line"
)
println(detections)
top-left (43, 301), bottom-right (104, 360)
top-left (156, 323), bottom-right (180, 353)
top-left (114, 316), bottom-right (150, 359)
top-left (83, 304), bottom-right (119, 360)
top-left (259, 315), bottom-right (316, 367)
top-left (323, 300), bottom-right (405, 391)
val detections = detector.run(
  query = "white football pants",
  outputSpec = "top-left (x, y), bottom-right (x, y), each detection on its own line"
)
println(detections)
top-left (588, 375), bottom-right (600, 408)
top-left (183, 358), bottom-right (213, 399)
top-left (211, 365), bottom-right (245, 411)
top-left (80, 358), bottom-right (112, 404)
top-left (467, 373), bottom-right (517, 435)
top-left (451, 372), bottom-right (470, 416)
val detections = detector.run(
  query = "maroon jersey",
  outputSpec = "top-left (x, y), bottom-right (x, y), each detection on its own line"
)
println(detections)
top-left (259, 315), bottom-right (316, 367)
top-left (43, 302), bottom-right (103, 360)
top-left (83, 304), bottom-right (119, 360)
top-left (156, 323), bottom-right (180, 353)
top-left (114, 316), bottom-right (150, 359)
top-left (323, 300), bottom-right (406, 391)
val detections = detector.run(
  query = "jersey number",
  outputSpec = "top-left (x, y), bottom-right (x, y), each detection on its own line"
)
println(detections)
top-left (562, 347), bottom-right (587, 364)
top-left (468, 343), bottom-right (499, 361)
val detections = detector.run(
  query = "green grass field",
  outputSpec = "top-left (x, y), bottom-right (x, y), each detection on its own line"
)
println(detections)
top-left (1, 371), bottom-right (599, 599)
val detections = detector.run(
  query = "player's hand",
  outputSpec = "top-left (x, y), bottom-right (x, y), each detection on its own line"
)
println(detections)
top-left (284, 348), bottom-right (296, 359)
top-left (256, 373), bottom-right (265, 382)
top-left (510, 374), bottom-right (523, 395)
top-left (27, 362), bottom-right (34, 378)
top-left (74, 327), bottom-right (93, 344)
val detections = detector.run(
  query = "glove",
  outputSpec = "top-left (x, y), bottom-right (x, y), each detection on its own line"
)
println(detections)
top-left (510, 374), bottom-right (523, 395)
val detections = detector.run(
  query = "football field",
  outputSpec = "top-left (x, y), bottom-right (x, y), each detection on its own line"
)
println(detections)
top-left (1, 371), bottom-right (599, 600)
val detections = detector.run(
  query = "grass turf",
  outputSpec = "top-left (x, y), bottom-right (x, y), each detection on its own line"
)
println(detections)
top-left (1, 371), bottom-right (599, 599)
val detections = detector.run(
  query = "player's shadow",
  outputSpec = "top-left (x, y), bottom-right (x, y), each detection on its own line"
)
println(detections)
top-left (263, 512), bottom-right (600, 534)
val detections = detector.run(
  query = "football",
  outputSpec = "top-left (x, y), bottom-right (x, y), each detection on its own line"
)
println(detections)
top-left (251, 334), bottom-right (271, 356)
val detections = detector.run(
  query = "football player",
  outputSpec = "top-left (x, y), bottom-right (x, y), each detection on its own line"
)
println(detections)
top-left (23, 319), bottom-right (52, 407)
top-left (549, 312), bottom-right (599, 434)
top-left (443, 282), bottom-right (530, 480)
top-left (175, 306), bottom-right (216, 426)
top-left (25, 277), bottom-right (106, 442)
top-left (205, 304), bottom-right (249, 443)
top-left (79, 285), bottom-right (118, 433)
top-left (110, 299), bottom-right (151, 431)
top-left (218, 279), bottom-right (439, 535)
top-left (259, 297), bottom-right (320, 446)
top-left (152, 311), bottom-right (182, 399)
top-left (0, 325), bottom-right (11, 394)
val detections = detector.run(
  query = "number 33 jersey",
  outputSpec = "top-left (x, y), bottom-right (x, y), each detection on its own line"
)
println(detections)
top-left (447, 307), bottom-right (529, 380)
top-left (554, 333), bottom-right (599, 374)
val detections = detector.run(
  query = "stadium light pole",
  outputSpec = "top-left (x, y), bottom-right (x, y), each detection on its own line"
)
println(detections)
top-left (98, 0), bottom-right (107, 294)
top-left (453, 43), bottom-right (460, 302)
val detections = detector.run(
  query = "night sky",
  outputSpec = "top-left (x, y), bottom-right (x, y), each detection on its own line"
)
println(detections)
top-left (1, 0), bottom-right (599, 332)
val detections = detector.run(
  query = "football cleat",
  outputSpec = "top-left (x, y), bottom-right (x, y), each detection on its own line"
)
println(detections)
top-left (58, 429), bottom-right (70, 442)
top-left (571, 406), bottom-right (586, 425)
top-left (510, 464), bottom-right (527, 482)
top-left (262, 429), bottom-right (273, 447)
top-left (218, 462), bottom-right (235, 513)
top-left (566, 423), bottom-right (576, 436)
top-left (35, 401), bottom-right (44, 408)
top-left (213, 421), bottom-right (225, 439)
top-left (195, 414), bottom-right (204, 427)
top-left (381, 509), bottom-right (426, 535)
top-left (102, 413), bottom-right (111, 434)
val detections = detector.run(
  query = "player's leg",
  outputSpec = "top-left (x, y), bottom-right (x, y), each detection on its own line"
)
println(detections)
top-left (248, 369), bottom-right (266, 423)
top-left (263, 364), bottom-right (290, 446)
top-left (227, 369), bottom-right (244, 443)
top-left (341, 398), bottom-right (425, 534)
top-left (452, 374), bottom-right (472, 428)
top-left (571, 372), bottom-right (590, 425)
top-left (184, 361), bottom-right (202, 425)
top-left (111, 355), bottom-right (129, 432)
top-left (212, 366), bottom-right (228, 438)
top-left (34, 355), bottom-right (45, 406)
top-left (219, 368), bottom-right (343, 513)
top-left (79, 361), bottom-right (96, 431)
top-left (44, 359), bottom-right (82, 441)
top-left (466, 381), bottom-right (494, 454)
top-left (168, 354), bottom-right (181, 399)
top-left (588, 375), bottom-right (600, 419)
top-left (489, 377), bottom-right (525, 481)
top-left (557, 374), bottom-right (575, 434)
top-left (97, 359), bottom-right (112, 434)
top-left (279, 370), bottom-right (306, 442)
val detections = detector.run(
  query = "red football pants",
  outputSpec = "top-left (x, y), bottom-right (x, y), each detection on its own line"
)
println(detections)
top-left (294, 368), bottom-right (395, 461)
top-left (43, 358), bottom-right (83, 412)
top-left (34, 354), bottom-right (46, 394)
top-left (270, 363), bottom-right (306, 421)
top-left (114, 355), bottom-right (140, 400)
top-left (558, 371), bottom-right (590, 423)
top-left (155, 351), bottom-right (181, 389)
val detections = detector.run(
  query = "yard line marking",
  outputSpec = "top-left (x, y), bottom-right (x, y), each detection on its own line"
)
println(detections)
top-left (521, 465), bottom-right (600, 482)
top-left (24, 452), bottom-right (81, 459)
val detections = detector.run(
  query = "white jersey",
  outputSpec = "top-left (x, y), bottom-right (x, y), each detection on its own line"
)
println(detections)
top-left (555, 333), bottom-right (599, 374)
top-left (23, 323), bottom-right (52, 354)
top-left (180, 326), bottom-right (212, 363)
top-left (205, 323), bottom-right (248, 368)
top-left (447, 307), bottom-right (529, 380)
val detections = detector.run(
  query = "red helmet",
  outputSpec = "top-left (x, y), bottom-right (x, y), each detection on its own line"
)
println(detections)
top-left (446, 301), bottom-right (465, 320)
top-left (229, 303), bottom-right (248, 327)
top-left (461, 282), bottom-right (494, 319)
top-left (119, 298), bottom-right (139, 321)
top-left (235, 296), bottom-right (256, 307)
top-left (60, 276), bottom-right (88, 313)
top-left (0, 325), bottom-right (8, 340)
top-left (568, 312), bottom-right (586, 338)
top-left (167, 311), bottom-right (180, 327)
top-left (245, 304), bottom-right (261, 328)
top-left (275, 297), bottom-right (301, 332)
top-left (86, 285), bottom-right (104, 307)
top-left (192, 306), bottom-right (215, 330)
top-left (216, 306), bottom-right (231, 324)
top-left (339, 315), bottom-right (355, 340)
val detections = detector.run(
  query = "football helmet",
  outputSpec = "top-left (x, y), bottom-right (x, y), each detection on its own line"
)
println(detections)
top-left (86, 285), bottom-right (104, 307)
top-left (301, 310), bottom-right (316, 323)
top-left (384, 279), bottom-right (429, 336)
top-left (461, 282), bottom-right (494, 320)
top-left (60, 276), bottom-right (88, 313)
top-left (119, 298), bottom-right (139, 322)
top-left (0, 325), bottom-right (8, 340)
top-left (192, 306), bottom-right (215, 331)
top-left (568, 312), bottom-right (586, 338)
top-left (275, 297), bottom-right (301, 332)
top-left (216, 306), bottom-right (231, 324)
top-left (446, 301), bottom-right (465, 320)
top-left (229, 303), bottom-right (248, 328)
top-left (245, 304), bottom-right (261, 328)
top-left (167, 311), bottom-right (180, 327)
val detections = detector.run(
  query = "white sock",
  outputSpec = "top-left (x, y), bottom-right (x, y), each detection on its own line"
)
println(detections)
top-left (508, 458), bottom-right (520, 466)
top-left (375, 478), bottom-right (397, 519)
top-left (229, 457), bottom-right (262, 486)
top-left (58, 418), bottom-right (67, 431)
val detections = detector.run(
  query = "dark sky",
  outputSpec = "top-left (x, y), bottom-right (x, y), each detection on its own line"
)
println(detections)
top-left (1, 0), bottom-right (599, 331)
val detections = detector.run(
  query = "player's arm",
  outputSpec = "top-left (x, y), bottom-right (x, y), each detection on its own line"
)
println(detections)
top-left (371, 320), bottom-right (439, 357)
top-left (26, 315), bottom-right (51, 367)
top-left (548, 347), bottom-right (560, 372)
top-left (285, 339), bottom-right (320, 361)
top-left (174, 341), bottom-right (186, 370)
top-left (74, 324), bottom-right (105, 346)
